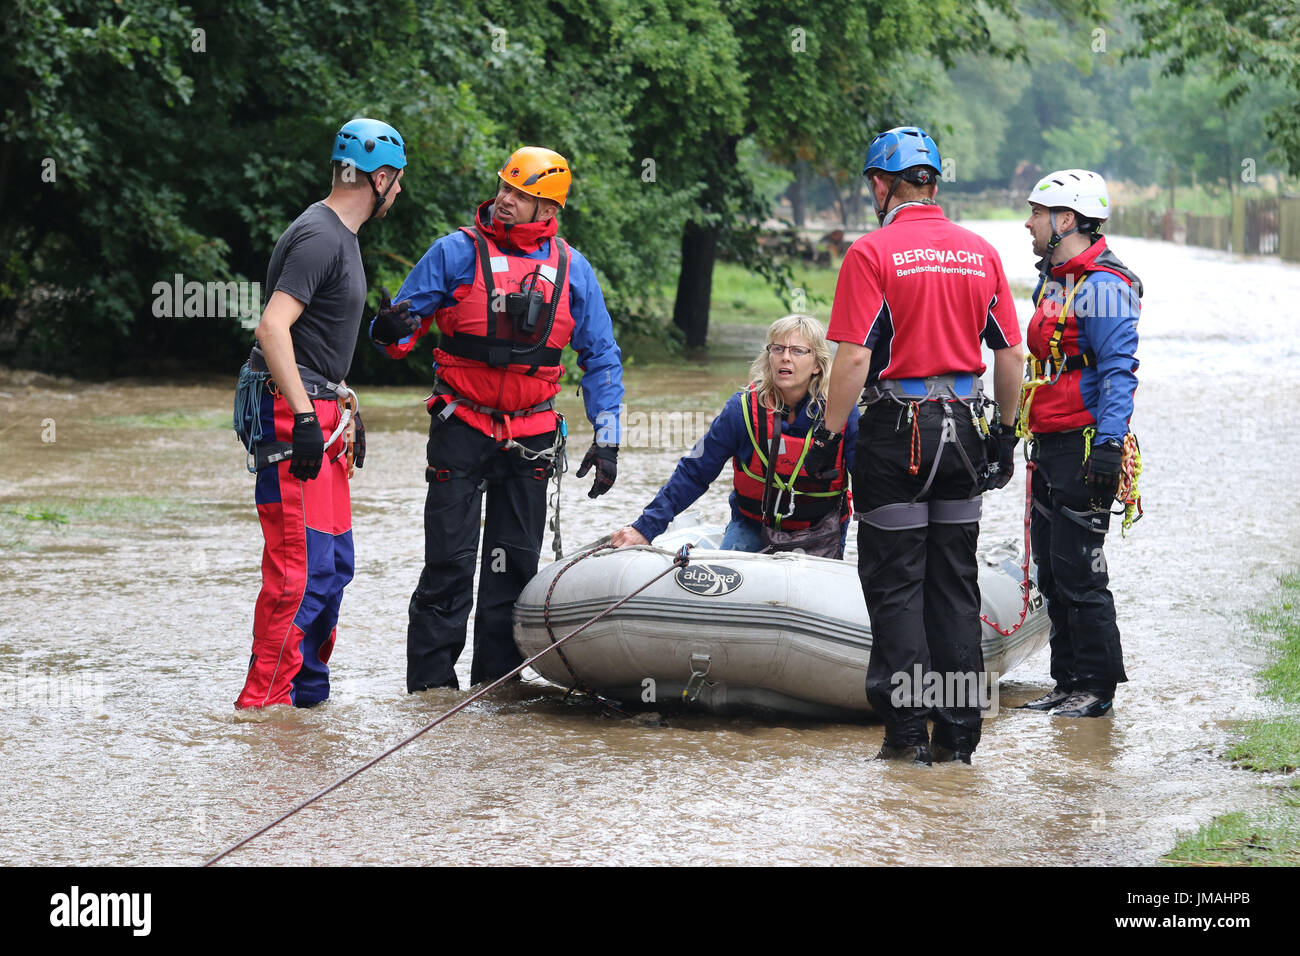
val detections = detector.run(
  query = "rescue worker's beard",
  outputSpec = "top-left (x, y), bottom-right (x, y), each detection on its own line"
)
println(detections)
top-left (494, 196), bottom-right (543, 226)
top-left (477, 200), bottom-right (558, 254)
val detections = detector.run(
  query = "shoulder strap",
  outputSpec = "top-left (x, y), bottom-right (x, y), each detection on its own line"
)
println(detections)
top-left (550, 237), bottom-right (570, 310)
top-left (463, 226), bottom-right (497, 327)
top-left (760, 400), bottom-right (785, 526)
top-left (1042, 275), bottom-right (1089, 365)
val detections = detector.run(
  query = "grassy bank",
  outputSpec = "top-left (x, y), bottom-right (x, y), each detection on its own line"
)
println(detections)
top-left (617, 260), bottom-right (841, 366)
top-left (1164, 573), bottom-right (1300, 866)
top-left (706, 260), bottom-right (839, 327)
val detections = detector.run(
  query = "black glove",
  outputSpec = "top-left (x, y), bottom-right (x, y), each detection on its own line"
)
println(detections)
top-left (803, 425), bottom-right (843, 480)
top-left (984, 422), bottom-right (1020, 491)
top-left (1084, 439), bottom-right (1123, 507)
top-left (353, 410), bottom-right (366, 469)
top-left (575, 442), bottom-right (618, 498)
top-left (289, 411), bottom-right (324, 481)
top-left (370, 287), bottom-right (417, 346)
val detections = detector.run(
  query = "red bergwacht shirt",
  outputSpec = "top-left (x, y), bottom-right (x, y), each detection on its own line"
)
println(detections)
top-left (828, 204), bottom-right (1020, 381)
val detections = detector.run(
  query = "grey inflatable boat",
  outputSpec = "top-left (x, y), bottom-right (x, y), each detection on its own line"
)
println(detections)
top-left (514, 525), bottom-right (1049, 720)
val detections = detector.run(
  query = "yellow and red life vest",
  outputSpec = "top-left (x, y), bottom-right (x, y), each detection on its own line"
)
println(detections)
top-left (732, 387), bottom-right (847, 530)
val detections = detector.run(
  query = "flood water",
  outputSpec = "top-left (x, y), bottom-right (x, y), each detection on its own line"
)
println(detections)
top-left (2, 221), bottom-right (1298, 866)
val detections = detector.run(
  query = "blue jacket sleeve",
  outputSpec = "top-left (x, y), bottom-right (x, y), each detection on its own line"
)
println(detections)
top-left (396, 231), bottom-right (475, 318)
top-left (369, 231), bottom-right (476, 357)
top-left (567, 247), bottom-right (625, 444)
top-left (631, 392), bottom-right (747, 542)
top-left (1079, 274), bottom-right (1140, 444)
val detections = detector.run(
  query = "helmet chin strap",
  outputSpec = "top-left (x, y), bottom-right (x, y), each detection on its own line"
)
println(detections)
top-left (870, 173), bottom-right (905, 225)
top-left (366, 171), bottom-right (399, 221)
top-left (1046, 210), bottom-right (1080, 254)
top-left (870, 172), bottom-right (937, 225)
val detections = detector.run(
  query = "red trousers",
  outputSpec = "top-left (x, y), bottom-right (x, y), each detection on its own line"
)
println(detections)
top-left (237, 392), bottom-right (354, 709)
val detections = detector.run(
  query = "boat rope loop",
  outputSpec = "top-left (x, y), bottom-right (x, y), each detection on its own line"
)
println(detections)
top-left (203, 541), bottom-right (694, 867)
top-left (541, 537), bottom-right (630, 715)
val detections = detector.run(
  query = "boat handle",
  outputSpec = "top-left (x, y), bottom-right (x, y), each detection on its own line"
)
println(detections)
top-left (682, 653), bottom-right (712, 702)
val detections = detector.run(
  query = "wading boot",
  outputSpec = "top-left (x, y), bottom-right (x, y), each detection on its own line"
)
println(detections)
top-left (876, 743), bottom-right (932, 765)
top-left (930, 743), bottom-right (973, 764)
top-left (1017, 688), bottom-right (1073, 711)
top-left (1049, 692), bottom-right (1113, 718)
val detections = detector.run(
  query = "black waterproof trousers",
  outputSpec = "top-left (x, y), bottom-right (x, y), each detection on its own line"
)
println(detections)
top-left (854, 400), bottom-right (987, 753)
top-left (407, 414), bottom-right (555, 691)
top-left (1029, 429), bottom-right (1127, 698)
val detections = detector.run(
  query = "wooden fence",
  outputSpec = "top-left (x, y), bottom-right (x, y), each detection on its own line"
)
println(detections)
top-left (1108, 196), bottom-right (1298, 262)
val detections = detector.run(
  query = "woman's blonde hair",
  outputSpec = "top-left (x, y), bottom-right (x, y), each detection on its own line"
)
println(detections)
top-left (747, 313), bottom-right (834, 418)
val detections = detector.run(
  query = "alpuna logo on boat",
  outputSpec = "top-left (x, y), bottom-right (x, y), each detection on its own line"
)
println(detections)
top-left (675, 564), bottom-right (743, 596)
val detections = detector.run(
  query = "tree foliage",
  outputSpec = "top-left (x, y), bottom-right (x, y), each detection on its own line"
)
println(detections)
top-left (0, 0), bottom-right (703, 374)
top-left (9, 0), bottom-right (1207, 374)
top-left (1136, 0), bottom-right (1300, 177)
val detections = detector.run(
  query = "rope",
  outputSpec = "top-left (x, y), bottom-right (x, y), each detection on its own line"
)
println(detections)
top-left (907, 408), bottom-right (921, 475)
top-left (979, 458), bottom-right (1037, 637)
top-left (203, 542), bottom-right (694, 867)
top-left (234, 364), bottom-right (271, 474)
top-left (1014, 364), bottom-right (1052, 441)
top-left (1083, 425), bottom-right (1144, 536)
top-left (1118, 431), bottom-right (1143, 536)
top-left (541, 537), bottom-right (629, 714)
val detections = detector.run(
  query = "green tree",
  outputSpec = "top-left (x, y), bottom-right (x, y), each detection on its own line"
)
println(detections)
top-left (0, 0), bottom-right (703, 374)
top-left (661, 0), bottom-right (1052, 347)
top-left (1136, 0), bottom-right (1300, 176)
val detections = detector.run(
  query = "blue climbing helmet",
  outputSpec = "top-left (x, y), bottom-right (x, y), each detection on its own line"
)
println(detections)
top-left (331, 118), bottom-right (407, 172)
top-left (862, 126), bottom-right (941, 177)
top-left (863, 126), bottom-right (941, 224)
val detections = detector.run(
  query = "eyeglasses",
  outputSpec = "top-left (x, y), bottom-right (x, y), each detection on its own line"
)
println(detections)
top-left (766, 344), bottom-right (812, 357)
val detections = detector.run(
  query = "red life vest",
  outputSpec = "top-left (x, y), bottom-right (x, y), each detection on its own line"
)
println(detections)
top-left (1026, 238), bottom-right (1138, 434)
top-left (431, 225), bottom-right (574, 438)
top-left (732, 387), bottom-right (847, 530)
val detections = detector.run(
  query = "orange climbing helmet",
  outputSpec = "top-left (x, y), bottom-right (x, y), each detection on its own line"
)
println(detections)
top-left (498, 146), bottom-right (571, 208)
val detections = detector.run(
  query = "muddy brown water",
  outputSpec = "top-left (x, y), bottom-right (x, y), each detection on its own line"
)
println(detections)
top-left (2, 222), bottom-right (1298, 865)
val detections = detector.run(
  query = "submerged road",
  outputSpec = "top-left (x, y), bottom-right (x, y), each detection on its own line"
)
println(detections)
top-left (1, 221), bottom-right (1298, 865)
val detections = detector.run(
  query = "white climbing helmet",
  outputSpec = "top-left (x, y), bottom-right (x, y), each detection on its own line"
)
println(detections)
top-left (1028, 169), bottom-right (1110, 221)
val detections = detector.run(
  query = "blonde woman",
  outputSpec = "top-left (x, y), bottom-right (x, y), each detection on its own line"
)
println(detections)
top-left (611, 314), bottom-right (859, 556)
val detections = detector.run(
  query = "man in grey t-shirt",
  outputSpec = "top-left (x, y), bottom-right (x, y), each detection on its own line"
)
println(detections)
top-left (236, 118), bottom-right (408, 709)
